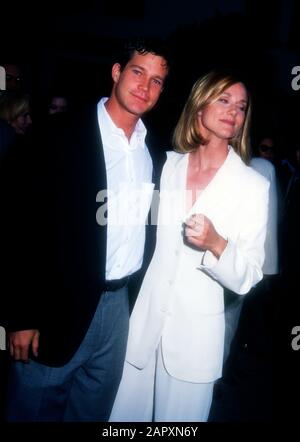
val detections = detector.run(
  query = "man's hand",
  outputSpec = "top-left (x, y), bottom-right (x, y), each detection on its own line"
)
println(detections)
top-left (184, 213), bottom-right (227, 258)
top-left (8, 329), bottom-right (40, 362)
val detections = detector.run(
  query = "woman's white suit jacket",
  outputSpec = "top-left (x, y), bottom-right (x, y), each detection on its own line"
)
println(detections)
top-left (125, 147), bottom-right (269, 383)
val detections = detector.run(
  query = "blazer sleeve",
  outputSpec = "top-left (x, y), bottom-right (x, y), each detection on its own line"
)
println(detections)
top-left (198, 176), bottom-right (270, 295)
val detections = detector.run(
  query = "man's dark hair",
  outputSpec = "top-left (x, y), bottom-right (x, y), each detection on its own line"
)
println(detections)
top-left (116, 37), bottom-right (171, 73)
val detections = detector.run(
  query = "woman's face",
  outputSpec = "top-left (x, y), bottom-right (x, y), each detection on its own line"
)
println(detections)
top-left (11, 112), bottom-right (32, 135)
top-left (197, 82), bottom-right (248, 142)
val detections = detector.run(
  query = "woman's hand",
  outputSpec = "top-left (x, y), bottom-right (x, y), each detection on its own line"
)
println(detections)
top-left (184, 213), bottom-right (227, 258)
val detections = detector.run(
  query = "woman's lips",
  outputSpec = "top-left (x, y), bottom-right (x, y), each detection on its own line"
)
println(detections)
top-left (219, 119), bottom-right (235, 126)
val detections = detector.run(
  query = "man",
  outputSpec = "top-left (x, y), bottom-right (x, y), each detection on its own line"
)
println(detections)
top-left (3, 38), bottom-right (170, 421)
top-left (2, 63), bottom-right (22, 91)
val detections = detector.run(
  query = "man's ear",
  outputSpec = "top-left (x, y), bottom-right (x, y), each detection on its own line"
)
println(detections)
top-left (112, 63), bottom-right (121, 83)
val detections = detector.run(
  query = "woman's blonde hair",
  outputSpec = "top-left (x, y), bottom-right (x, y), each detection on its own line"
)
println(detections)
top-left (0, 92), bottom-right (30, 125)
top-left (172, 71), bottom-right (252, 164)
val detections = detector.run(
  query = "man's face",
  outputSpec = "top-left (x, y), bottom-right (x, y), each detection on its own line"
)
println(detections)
top-left (111, 51), bottom-right (168, 117)
top-left (3, 64), bottom-right (21, 91)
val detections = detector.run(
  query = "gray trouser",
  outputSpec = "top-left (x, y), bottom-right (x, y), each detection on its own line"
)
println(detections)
top-left (6, 286), bottom-right (129, 422)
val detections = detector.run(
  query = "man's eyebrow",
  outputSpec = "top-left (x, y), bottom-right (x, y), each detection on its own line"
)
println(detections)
top-left (129, 63), bottom-right (144, 69)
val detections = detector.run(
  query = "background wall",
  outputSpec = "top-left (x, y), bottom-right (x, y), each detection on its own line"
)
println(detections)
top-left (1, 0), bottom-right (300, 151)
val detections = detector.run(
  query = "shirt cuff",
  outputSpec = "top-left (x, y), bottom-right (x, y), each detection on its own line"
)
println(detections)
top-left (199, 239), bottom-right (230, 269)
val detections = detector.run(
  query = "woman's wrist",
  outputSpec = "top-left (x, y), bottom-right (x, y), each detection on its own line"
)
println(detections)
top-left (212, 236), bottom-right (227, 259)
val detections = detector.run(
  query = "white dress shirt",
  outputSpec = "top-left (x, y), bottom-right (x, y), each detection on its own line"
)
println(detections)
top-left (97, 98), bottom-right (154, 280)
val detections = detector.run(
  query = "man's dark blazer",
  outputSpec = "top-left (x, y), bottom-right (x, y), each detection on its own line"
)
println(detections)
top-left (1, 101), bottom-right (164, 367)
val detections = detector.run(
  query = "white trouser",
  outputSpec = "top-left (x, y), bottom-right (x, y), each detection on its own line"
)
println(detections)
top-left (109, 342), bottom-right (214, 422)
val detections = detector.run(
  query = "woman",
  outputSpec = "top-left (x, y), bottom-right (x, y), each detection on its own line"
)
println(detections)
top-left (0, 91), bottom-right (32, 136)
top-left (109, 71), bottom-right (269, 422)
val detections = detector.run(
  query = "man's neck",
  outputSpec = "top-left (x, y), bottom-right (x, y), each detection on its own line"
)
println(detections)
top-left (105, 97), bottom-right (139, 141)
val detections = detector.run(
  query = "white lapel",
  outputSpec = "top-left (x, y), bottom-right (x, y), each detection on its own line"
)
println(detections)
top-left (186, 147), bottom-right (245, 233)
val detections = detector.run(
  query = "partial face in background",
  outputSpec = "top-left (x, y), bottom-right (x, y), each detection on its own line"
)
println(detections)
top-left (111, 51), bottom-right (168, 117)
top-left (49, 96), bottom-right (68, 114)
top-left (258, 137), bottom-right (275, 161)
top-left (197, 82), bottom-right (248, 142)
top-left (4, 64), bottom-right (21, 91)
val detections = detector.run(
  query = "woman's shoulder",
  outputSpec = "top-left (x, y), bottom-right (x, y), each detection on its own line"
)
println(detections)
top-left (166, 149), bottom-right (182, 159)
top-left (165, 150), bottom-right (187, 164)
top-left (159, 150), bottom-right (187, 186)
top-left (230, 148), bottom-right (270, 191)
top-left (246, 161), bottom-right (270, 186)
top-left (162, 150), bottom-right (187, 174)
top-left (249, 157), bottom-right (276, 182)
